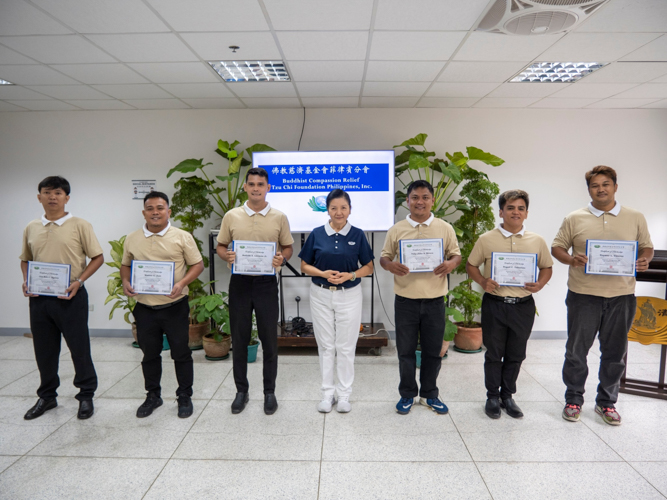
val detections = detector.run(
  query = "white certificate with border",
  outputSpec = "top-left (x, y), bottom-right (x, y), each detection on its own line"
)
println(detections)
top-left (585, 239), bottom-right (637, 277)
top-left (399, 238), bottom-right (444, 273)
top-left (27, 261), bottom-right (71, 297)
top-left (232, 241), bottom-right (276, 276)
top-left (131, 260), bottom-right (175, 295)
top-left (491, 252), bottom-right (537, 287)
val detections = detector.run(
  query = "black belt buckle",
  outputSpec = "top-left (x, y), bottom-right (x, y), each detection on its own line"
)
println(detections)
top-left (503, 297), bottom-right (519, 304)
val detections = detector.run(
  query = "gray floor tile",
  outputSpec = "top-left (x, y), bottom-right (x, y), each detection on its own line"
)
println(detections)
top-left (0, 360), bottom-right (37, 390)
top-left (348, 364), bottom-right (401, 401)
top-left (89, 337), bottom-right (143, 362)
top-left (0, 455), bottom-right (21, 473)
top-left (0, 336), bottom-right (20, 346)
top-left (626, 341), bottom-right (664, 364)
top-left (0, 337), bottom-right (69, 360)
top-left (630, 462), bottom-right (667, 497)
top-left (524, 338), bottom-right (568, 364)
top-left (0, 456), bottom-right (167, 500)
top-left (143, 459), bottom-right (320, 500)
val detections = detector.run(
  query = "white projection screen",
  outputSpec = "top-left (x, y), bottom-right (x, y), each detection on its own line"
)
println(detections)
top-left (255, 150), bottom-right (395, 233)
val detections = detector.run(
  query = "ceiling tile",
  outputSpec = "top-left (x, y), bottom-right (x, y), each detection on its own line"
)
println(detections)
top-left (361, 97), bottom-right (419, 107)
top-left (241, 97), bottom-right (301, 108)
top-left (6, 99), bottom-right (79, 110)
top-left (551, 83), bottom-right (637, 98)
top-left (301, 97), bottom-right (359, 108)
top-left (642, 99), bottom-right (667, 108)
top-left (365, 61), bottom-right (444, 82)
top-left (454, 33), bottom-right (563, 62)
top-left (296, 82), bottom-right (361, 97)
top-left (611, 83), bottom-right (667, 99)
top-left (529, 98), bottom-right (602, 109)
top-left (370, 31), bottom-right (466, 61)
top-left (64, 100), bottom-right (136, 110)
top-left (122, 99), bottom-right (190, 109)
top-left (31, 0), bottom-right (169, 34)
top-left (92, 84), bottom-right (172, 99)
top-left (362, 81), bottom-right (430, 96)
top-left (416, 97), bottom-right (479, 108)
top-left (473, 97), bottom-right (541, 108)
top-left (86, 34), bottom-right (198, 63)
top-left (437, 61), bottom-right (527, 83)
top-left (580, 62), bottom-right (667, 83)
top-left (539, 33), bottom-right (661, 62)
top-left (0, 65), bottom-right (78, 85)
top-left (0, 86), bottom-right (52, 100)
top-left (621, 35), bottom-right (667, 62)
top-left (278, 32), bottom-right (368, 61)
top-left (25, 85), bottom-right (112, 100)
top-left (586, 98), bottom-right (662, 109)
top-left (0, 35), bottom-right (115, 64)
top-left (426, 82), bottom-right (499, 97)
top-left (158, 83), bottom-right (233, 98)
top-left (230, 82), bottom-right (297, 98)
top-left (0, 45), bottom-right (37, 65)
top-left (146, 0), bottom-right (269, 31)
top-left (181, 33), bottom-right (281, 61)
top-left (0, 100), bottom-right (28, 111)
top-left (489, 83), bottom-right (571, 98)
top-left (264, 0), bottom-right (373, 30)
top-left (128, 63), bottom-right (220, 83)
top-left (287, 61), bottom-right (365, 82)
top-left (576, 0), bottom-right (667, 33)
top-left (0, 1), bottom-right (72, 35)
top-left (181, 98), bottom-right (245, 109)
top-left (51, 64), bottom-right (149, 84)
top-left (375, 0), bottom-right (490, 30)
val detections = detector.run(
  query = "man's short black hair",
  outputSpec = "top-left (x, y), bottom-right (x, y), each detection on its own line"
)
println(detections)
top-left (38, 176), bottom-right (70, 195)
top-left (498, 189), bottom-right (530, 210)
top-left (245, 167), bottom-right (269, 182)
top-left (406, 179), bottom-right (434, 197)
top-left (144, 191), bottom-right (169, 206)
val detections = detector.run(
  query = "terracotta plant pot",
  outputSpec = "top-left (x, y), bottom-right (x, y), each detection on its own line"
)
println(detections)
top-left (131, 322), bottom-right (138, 343)
top-left (453, 323), bottom-right (483, 352)
top-left (188, 319), bottom-right (210, 350)
top-left (202, 333), bottom-right (231, 359)
top-left (440, 340), bottom-right (450, 357)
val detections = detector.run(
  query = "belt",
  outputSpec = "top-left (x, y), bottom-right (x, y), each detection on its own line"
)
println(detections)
top-left (317, 283), bottom-right (345, 291)
top-left (138, 295), bottom-right (187, 310)
top-left (485, 294), bottom-right (532, 304)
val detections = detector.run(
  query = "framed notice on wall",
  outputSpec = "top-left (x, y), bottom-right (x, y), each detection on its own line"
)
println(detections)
top-left (132, 180), bottom-right (156, 200)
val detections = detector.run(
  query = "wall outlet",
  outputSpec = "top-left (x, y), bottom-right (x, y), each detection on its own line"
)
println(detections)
top-left (89, 304), bottom-right (94, 312)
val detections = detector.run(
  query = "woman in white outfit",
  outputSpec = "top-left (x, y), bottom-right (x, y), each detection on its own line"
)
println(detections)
top-left (299, 190), bottom-right (374, 413)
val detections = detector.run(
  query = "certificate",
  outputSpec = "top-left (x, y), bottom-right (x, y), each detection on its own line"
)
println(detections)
top-left (232, 240), bottom-right (277, 276)
top-left (491, 253), bottom-right (537, 287)
top-left (399, 238), bottom-right (444, 273)
top-left (131, 260), bottom-right (175, 295)
top-left (27, 261), bottom-right (71, 297)
top-left (585, 239), bottom-right (637, 277)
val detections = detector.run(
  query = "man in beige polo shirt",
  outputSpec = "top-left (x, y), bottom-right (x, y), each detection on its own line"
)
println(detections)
top-left (552, 165), bottom-right (653, 426)
top-left (216, 167), bottom-right (294, 415)
top-left (121, 192), bottom-right (204, 419)
top-left (20, 176), bottom-right (104, 421)
top-left (467, 190), bottom-right (553, 420)
top-left (380, 180), bottom-right (461, 415)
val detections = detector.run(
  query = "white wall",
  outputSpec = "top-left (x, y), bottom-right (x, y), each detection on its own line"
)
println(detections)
top-left (1, 107), bottom-right (666, 333)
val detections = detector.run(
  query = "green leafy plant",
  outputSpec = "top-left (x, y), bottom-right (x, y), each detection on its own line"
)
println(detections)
top-left (189, 291), bottom-right (230, 342)
top-left (250, 312), bottom-right (259, 346)
top-left (445, 292), bottom-right (464, 340)
top-left (105, 236), bottom-right (136, 324)
top-left (170, 176), bottom-right (213, 268)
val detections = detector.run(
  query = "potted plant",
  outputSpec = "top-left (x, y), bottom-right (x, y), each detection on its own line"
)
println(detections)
top-left (248, 312), bottom-right (260, 363)
top-left (105, 236), bottom-right (137, 344)
top-left (189, 291), bottom-right (232, 360)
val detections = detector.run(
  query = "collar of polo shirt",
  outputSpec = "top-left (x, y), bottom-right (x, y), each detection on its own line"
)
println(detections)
top-left (405, 213), bottom-right (434, 227)
top-left (588, 201), bottom-right (620, 218)
top-left (324, 221), bottom-right (351, 236)
top-left (498, 224), bottom-right (525, 237)
top-left (243, 201), bottom-right (271, 217)
top-left (143, 220), bottom-right (171, 237)
top-left (41, 212), bottom-right (73, 226)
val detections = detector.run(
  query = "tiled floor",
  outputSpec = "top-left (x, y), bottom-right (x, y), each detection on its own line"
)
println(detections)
top-left (0, 335), bottom-right (665, 500)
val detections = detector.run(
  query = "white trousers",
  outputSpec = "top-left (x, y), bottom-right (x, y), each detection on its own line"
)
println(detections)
top-left (309, 283), bottom-right (363, 399)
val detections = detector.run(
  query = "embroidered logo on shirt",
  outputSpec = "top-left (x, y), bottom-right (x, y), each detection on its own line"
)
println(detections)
top-left (348, 241), bottom-right (356, 245)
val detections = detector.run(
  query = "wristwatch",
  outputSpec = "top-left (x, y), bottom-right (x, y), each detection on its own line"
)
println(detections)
top-left (76, 278), bottom-right (84, 286)
top-left (352, 271), bottom-right (357, 281)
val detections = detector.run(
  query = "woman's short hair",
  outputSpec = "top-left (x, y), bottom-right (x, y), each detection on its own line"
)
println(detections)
top-left (326, 189), bottom-right (351, 209)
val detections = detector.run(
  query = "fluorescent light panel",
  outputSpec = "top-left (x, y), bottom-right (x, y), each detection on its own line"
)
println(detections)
top-left (208, 61), bottom-right (290, 82)
top-left (511, 62), bottom-right (607, 83)
top-left (0, 79), bottom-right (14, 85)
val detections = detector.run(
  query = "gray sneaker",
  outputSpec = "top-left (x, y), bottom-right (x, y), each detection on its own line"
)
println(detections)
top-left (562, 403), bottom-right (581, 422)
top-left (595, 405), bottom-right (621, 426)
top-left (317, 396), bottom-right (336, 413)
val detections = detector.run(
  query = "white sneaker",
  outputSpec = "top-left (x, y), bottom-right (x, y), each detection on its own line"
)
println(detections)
top-left (336, 396), bottom-right (351, 413)
top-left (317, 396), bottom-right (336, 413)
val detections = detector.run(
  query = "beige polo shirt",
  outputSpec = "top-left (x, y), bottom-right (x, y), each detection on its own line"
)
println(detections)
top-left (217, 202), bottom-right (294, 251)
top-left (122, 222), bottom-right (203, 306)
top-left (468, 226), bottom-right (554, 298)
top-left (20, 213), bottom-right (103, 282)
top-left (381, 214), bottom-right (461, 299)
top-left (552, 202), bottom-right (653, 298)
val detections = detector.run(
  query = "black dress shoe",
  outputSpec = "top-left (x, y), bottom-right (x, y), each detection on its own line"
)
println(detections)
top-left (501, 398), bottom-right (524, 418)
top-left (77, 400), bottom-right (94, 419)
top-left (24, 398), bottom-right (57, 420)
top-left (485, 398), bottom-right (501, 419)
top-left (264, 393), bottom-right (278, 415)
top-left (136, 395), bottom-right (163, 418)
top-left (231, 392), bottom-right (249, 414)
top-left (177, 396), bottom-right (193, 418)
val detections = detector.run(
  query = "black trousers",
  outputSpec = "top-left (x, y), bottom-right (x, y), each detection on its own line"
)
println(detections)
top-left (28, 287), bottom-right (97, 401)
top-left (133, 297), bottom-right (193, 398)
top-left (394, 295), bottom-right (445, 399)
top-left (563, 290), bottom-right (636, 407)
top-left (481, 294), bottom-right (536, 400)
top-left (229, 274), bottom-right (279, 394)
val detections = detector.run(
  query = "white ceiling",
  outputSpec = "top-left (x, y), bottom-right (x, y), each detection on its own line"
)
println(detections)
top-left (0, 0), bottom-right (665, 111)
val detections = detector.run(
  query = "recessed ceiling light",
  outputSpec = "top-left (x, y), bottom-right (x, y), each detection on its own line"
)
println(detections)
top-left (208, 61), bottom-right (291, 82)
top-left (0, 78), bottom-right (15, 85)
top-left (510, 62), bottom-right (607, 83)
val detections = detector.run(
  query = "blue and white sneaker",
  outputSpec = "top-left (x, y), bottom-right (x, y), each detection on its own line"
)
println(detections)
top-left (395, 397), bottom-right (414, 415)
top-left (420, 397), bottom-right (449, 415)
